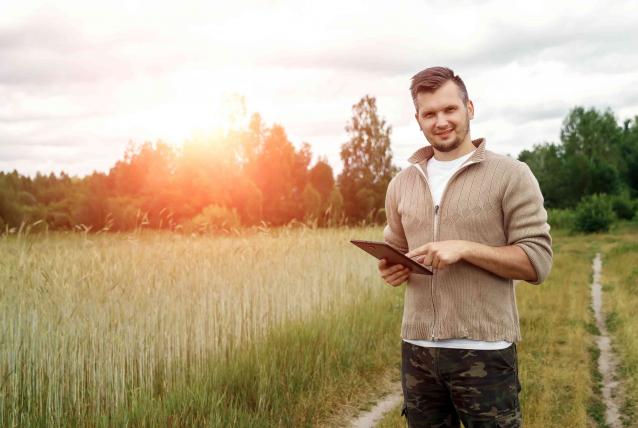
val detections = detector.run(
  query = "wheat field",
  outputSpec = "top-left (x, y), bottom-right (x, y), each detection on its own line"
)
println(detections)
top-left (2, 224), bottom-right (637, 426)
top-left (1, 226), bottom-right (403, 426)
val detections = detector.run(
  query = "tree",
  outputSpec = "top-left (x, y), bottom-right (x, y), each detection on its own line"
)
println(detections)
top-left (249, 124), bottom-right (298, 225)
top-left (325, 187), bottom-right (344, 226)
top-left (621, 116), bottom-right (638, 197)
top-left (302, 183), bottom-right (322, 223)
top-left (308, 157), bottom-right (335, 203)
top-left (338, 95), bottom-right (398, 223)
top-left (561, 107), bottom-right (622, 162)
top-left (229, 176), bottom-right (263, 226)
top-left (560, 107), bottom-right (624, 198)
top-left (518, 143), bottom-right (571, 208)
top-left (522, 106), bottom-right (629, 209)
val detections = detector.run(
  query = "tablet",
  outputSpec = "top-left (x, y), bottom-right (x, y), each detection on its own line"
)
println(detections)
top-left (350, 239), bottom-right (432, 275)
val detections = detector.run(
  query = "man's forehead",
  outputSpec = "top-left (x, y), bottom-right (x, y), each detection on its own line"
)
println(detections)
top-left (415, 82), bottom-right (465, 111)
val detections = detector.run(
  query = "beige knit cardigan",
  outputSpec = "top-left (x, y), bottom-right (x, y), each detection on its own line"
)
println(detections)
top-left (383, 138), bottom-right (553, 343)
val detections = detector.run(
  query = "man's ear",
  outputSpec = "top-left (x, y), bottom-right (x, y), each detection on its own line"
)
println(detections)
top-left (467, 100), bottom-right (475, 120)
top-left (414, 113), bottom-right (422, 130)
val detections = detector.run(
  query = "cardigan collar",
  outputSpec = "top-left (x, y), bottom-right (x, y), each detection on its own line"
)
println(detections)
top-left (407, 138), bottom-right (486, 165)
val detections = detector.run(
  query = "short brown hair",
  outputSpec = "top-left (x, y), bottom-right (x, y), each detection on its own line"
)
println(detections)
top-left (410, 66), bottom-right (468, 111)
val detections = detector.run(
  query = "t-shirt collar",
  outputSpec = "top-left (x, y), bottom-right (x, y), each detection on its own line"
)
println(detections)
top-left (407, 138), bottom-right (486, 165)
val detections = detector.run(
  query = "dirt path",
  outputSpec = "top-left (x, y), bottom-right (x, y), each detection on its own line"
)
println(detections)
top-left (591, 253), bottom-right (623, 428)
top-left (350, 385), bottom-right (402, 428)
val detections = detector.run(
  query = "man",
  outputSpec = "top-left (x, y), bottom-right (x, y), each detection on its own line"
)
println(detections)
top-left (379, 66), bottom-right (552, 427)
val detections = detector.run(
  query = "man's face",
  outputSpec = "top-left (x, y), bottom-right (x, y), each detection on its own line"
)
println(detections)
top-left (414, 80), bottom-right (474, 153)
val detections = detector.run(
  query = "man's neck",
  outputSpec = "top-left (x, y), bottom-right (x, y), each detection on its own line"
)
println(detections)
top-left (432, 137), bottom-right (475, 161)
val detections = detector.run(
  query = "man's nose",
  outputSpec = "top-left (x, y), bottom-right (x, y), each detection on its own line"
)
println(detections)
top-left (435, 113), bottom-right (448, 128)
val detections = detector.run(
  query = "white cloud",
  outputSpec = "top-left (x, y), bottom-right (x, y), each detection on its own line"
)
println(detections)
top-left (0, 0), bottom-right (637, 176)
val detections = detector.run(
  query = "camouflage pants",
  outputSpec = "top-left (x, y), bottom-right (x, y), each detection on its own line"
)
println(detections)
top-left (401, 341), bottom-right (521, 428)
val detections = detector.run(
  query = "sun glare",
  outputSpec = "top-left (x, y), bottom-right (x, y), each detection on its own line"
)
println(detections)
top-left (133, 70), bottom-right (247, 147)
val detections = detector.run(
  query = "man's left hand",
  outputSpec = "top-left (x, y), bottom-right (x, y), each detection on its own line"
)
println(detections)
top-left (405, 240), bottom-right (470, 270)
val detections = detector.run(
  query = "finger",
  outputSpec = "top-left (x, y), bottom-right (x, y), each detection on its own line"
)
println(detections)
top-left (389, 270), bottom-right (410, 286)
top-left (432, 256), bottom-right (439, 270)
top-left (405, 245), bottom-right (427, 259)
top-left (386, 267), bottom-right (410, 284)
top-left (390, 276), bottom-right (409, 287)
top-left (381, 269), bottom-right (398, 279)
top-left (378, 258), bottom-right (388, 269)
top-left (410, 254), bottom-right (424, 263)
top-left (384, 263), bottom-right (406, 276)
top-left (386, 267), bottom-right (408, 282)
top-left (425, 247), bottom-right (435, 264)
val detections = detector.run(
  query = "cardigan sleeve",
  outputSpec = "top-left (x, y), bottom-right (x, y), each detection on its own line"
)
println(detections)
top-left (383, 176), bottom-right (409, 254)
top-left (502, 162), bottom-right (553, 284)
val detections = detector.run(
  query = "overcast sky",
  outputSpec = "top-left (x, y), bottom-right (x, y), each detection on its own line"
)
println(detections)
top-left (2, 0), bottom-right (638, 177)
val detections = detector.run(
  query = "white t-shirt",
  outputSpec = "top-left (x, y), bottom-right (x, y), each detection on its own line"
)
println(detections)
top-left (403, 149), bottom-right (512, 351)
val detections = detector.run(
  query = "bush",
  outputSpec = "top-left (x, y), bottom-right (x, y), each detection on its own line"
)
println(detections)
top-left (547, 208), bottom-right (576, 230)
top-left (573, 194), bottom-right (616, 233)
top-left (374, 208), bottom-right (387, 225)
top-left (302, 184), bottom-right (322, 222)
top-left (610, 193), bottom-right (636, 220)
top-left (184, 204), bottom-right (241, 234)
top-left (105, 196), bottom-right (142, 231)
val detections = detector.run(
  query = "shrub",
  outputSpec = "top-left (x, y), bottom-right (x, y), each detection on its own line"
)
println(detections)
top-left (185, 204), bottom-right (241, 234)
top-left (610, 193), bottom-right (636, 220)
top-left (47, 211), bottom-right (73, 229)
top-left (573, 194), bottom-right (616, 233)
top-left (105, 196), bottom-right (142, 231)
top-left (302, 184), bottom-right (322, 222)
top-left (547, 208), bottom-right (576, 230)
top-left (374, 208), bottom-right (387, 225)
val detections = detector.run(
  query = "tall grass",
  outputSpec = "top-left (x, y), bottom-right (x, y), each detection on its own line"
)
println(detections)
top-left (1, 226), bottom-right (400, 426)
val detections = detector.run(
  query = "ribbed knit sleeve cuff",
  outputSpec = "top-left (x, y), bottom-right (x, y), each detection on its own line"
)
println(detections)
top-left (516, 238), bottom-right (553, 284)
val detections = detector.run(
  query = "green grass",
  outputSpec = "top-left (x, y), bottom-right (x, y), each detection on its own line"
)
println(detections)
top-left (112, 290), bottom-right (403, 427)
top-left (377, 229), bottom-right (625, 428)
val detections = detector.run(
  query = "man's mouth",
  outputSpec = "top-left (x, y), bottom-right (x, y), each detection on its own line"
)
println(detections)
top-left (436, 129), bottom-right (453, 138)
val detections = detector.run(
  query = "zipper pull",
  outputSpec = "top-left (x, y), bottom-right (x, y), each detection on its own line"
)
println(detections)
top-left (434, 205), bottom-right (439, 215)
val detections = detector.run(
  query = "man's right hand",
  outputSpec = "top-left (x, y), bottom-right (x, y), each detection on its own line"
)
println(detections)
top-left (378, 259), bottom-right (411, 287)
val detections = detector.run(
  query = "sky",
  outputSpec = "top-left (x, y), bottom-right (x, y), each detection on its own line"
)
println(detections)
top-left (2, 0), bottom-right (638, 177)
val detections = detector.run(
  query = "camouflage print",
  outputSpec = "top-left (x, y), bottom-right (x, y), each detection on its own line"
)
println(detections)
top-left (401, 341), bottom-right (521, 428)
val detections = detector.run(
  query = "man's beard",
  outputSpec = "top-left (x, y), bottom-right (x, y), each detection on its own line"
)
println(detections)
top-left (426, 120), bottom-right (470, 152)
top-left (430, 134), bottom-right (462, 153)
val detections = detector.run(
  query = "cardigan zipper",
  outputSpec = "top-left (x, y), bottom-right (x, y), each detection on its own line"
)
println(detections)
top-left (432, 204), bottom-right (440, 340)
top-left (414, 160), bottom-right (477, 341)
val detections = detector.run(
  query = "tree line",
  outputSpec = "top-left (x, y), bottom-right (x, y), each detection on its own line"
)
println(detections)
top-left (0, 95), bottom-right (397, 232)
top-left (519, 107), bottom-right (638, 231)
top-left (1, 101), bottom-right (637, 233)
